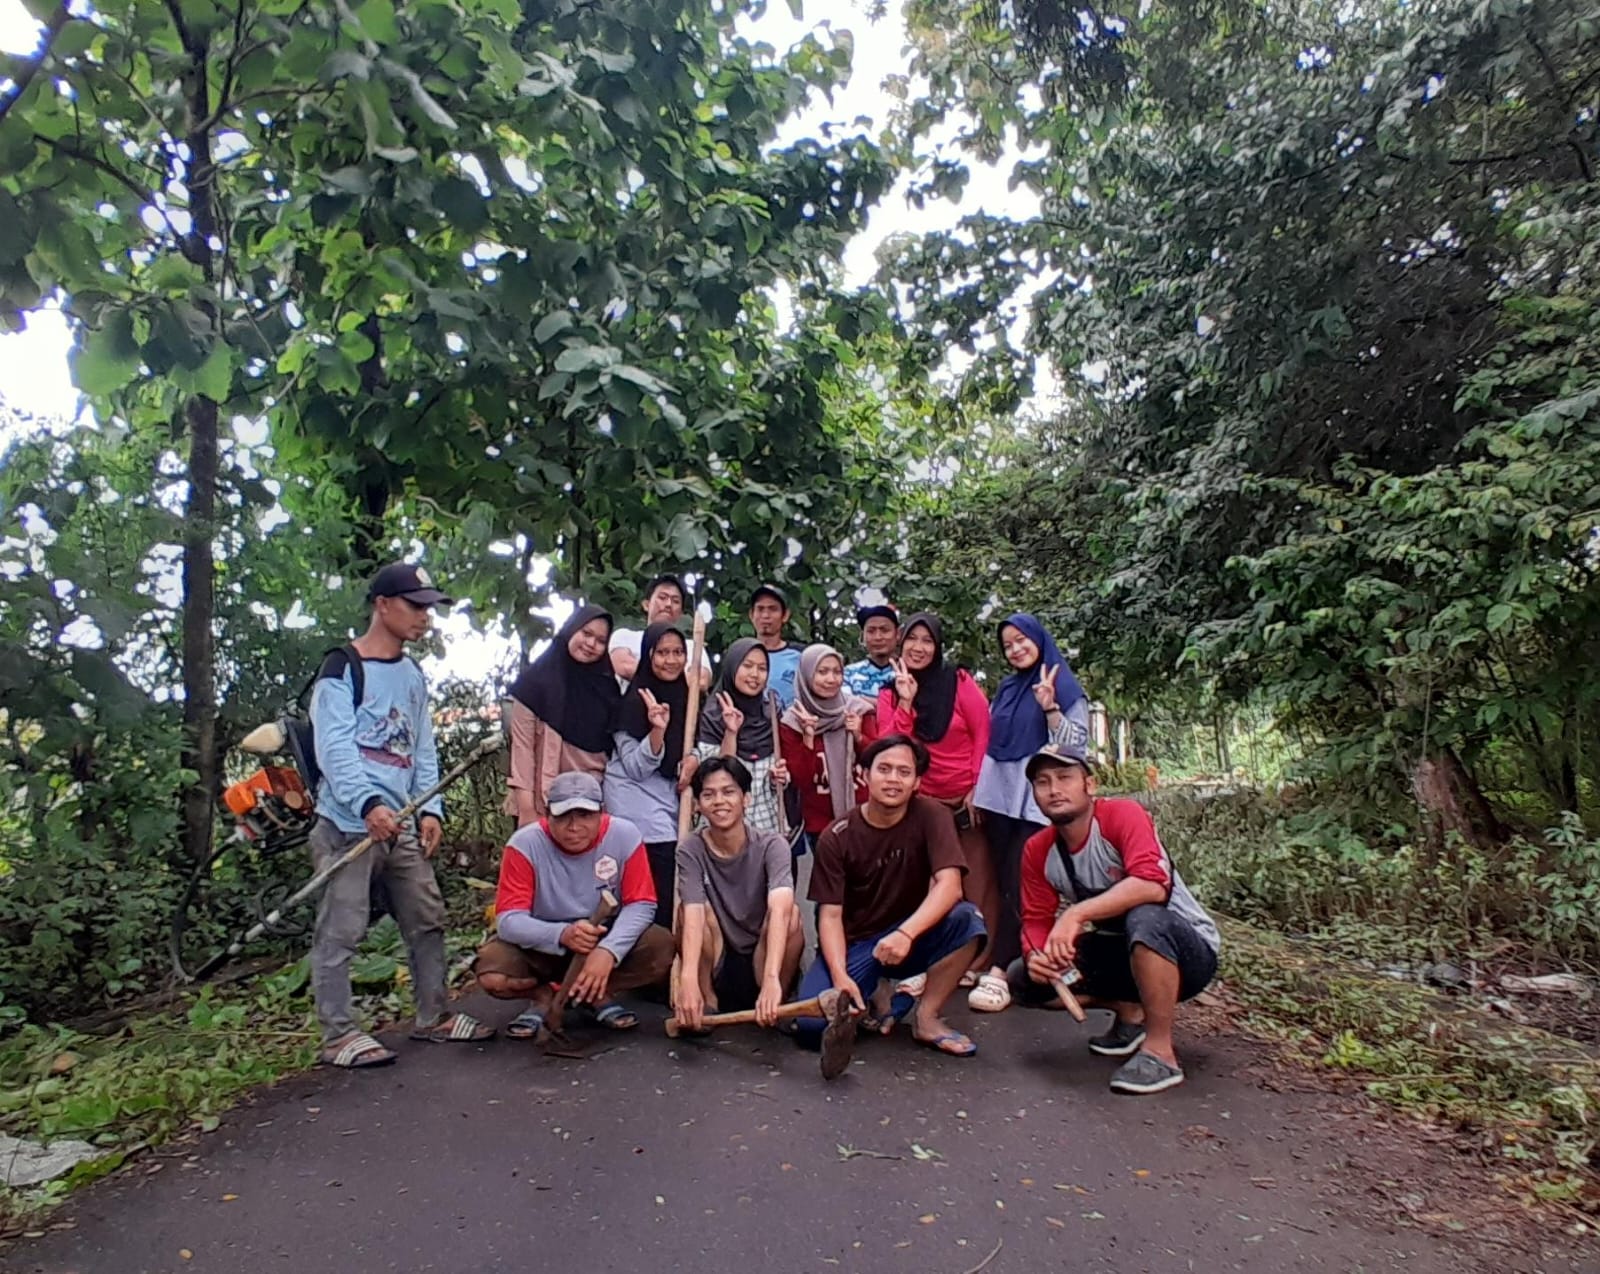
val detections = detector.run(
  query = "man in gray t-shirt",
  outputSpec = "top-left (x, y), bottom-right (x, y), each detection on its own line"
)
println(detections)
top-left (675, 757), bottom-right (802, 1028)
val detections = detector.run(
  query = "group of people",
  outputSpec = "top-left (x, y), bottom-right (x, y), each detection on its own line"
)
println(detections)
top-left (301, 562), bottom-right (1219, 1096)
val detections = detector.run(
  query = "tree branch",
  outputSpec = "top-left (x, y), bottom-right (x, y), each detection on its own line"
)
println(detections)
top-left (0, 2), bottom-right (73, 126)
top-left (34, 133), bottom-right (159, 208)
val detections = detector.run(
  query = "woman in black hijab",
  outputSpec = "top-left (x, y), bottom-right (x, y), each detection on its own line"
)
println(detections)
top-left (503, 604), bottom-right (620, 826)
top-left (605, 622), bottom-right (698, 912)
top-left (877, 611), bottom-right (994, 986)
top-left (693, 638), bottom-right (790, 836)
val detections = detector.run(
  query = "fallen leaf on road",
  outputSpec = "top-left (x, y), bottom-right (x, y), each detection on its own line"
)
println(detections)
top-left (837, 1144), bottom-right (902, 1161)
top-left (1250, 1177), bottom-right (1277, 1189)
top-left (1134, 1169), bottom-right (1150, 1178)
top-left (179, 1251), bottom-right (193, 1261)
top-left (1020, 1177), bottom-right (1034, 1186)
top-left (1082, 1211), bottom-right (1106, 1220)
top-left (1045, 1217), bottom-right (1065, 1229)
top-left (221, 1194), bottom-right (238, 1202)
top-left (918, 1213), bottom-right (937, 1224)
top-left (910, 1143), bottom-right (942, 1161)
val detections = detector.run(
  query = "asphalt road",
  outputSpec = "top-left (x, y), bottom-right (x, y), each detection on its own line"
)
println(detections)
top-left (13, 985), bottom-right (1562, 1274)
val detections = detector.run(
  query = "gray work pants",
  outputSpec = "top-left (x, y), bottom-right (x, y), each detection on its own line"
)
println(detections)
top-left (308, 817), bottom-right (449, 1044)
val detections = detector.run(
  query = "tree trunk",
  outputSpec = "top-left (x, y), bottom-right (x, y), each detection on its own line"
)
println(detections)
top-left (1412, 748), bottom-right (1504, 857)
top-left (176, 9), bottom-right (220, 863)
top-left (180, 394), bottom-right (219, 862)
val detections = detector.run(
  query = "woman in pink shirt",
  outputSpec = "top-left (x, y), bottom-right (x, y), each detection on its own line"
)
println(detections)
top-left (876, 612), bottom-right (993, 984)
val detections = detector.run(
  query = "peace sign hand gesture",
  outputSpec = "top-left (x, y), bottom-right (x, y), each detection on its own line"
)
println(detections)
top-left (892, 658), bottom-right (918, 708)
top-left (717, 691), bottom-right (744, 737)
top-left (640, 688), bottom-right (671, 732)
top-left (1033, 664), bottom-right (1060, 713)
top-left (792, 705), bottom-right (821, 741)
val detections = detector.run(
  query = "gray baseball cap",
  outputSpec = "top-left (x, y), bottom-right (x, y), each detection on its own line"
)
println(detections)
top-left (547, 771), bottom-right (603, 816)
top-left (1025, 743), bottom-right (1096, 780)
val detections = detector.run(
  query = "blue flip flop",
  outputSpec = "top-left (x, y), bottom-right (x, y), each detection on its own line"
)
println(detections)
top-left (916, 1029), bottom-right (978, 1058)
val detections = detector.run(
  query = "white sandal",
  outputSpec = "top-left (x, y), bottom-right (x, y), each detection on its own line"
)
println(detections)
top-left (895, 974), bottom-right (927, 998)
top-left (967, 971), bottom-right (1012, 1013)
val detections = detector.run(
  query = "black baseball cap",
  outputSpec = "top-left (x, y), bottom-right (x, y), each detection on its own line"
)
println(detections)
top-left (1025, 742), bottom-right (1096, 780)
top-left (856, 603), bottom-right (899, 628)
top-left (749, 583), bottom-right (789, 611)
top-left (367, 562), bottom-right (454, 606)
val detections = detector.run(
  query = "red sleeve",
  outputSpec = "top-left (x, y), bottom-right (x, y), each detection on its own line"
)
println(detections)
top-left (618, 841), bottom-right (657, 906)
top-left (1095, 800), bottom-right (1172, 892)
top-left (853, 711), bottom-right (878, 802)
top-left (493, 848), bottom-right (536, 918)
top-left (1020, 828), bottom-right (1060, 955)
top-left (956, 672), bottom-right (990, 787)
top-left (781, 724), bottom-right (819, 788)
top-left (878, 686), bottom-right (914, 735)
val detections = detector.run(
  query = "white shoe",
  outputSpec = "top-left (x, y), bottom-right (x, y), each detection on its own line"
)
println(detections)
top-left (967, 970), bottom-right (1012, 1013)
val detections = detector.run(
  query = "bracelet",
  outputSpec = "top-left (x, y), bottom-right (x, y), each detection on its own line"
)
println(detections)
top-left (894, 926), bottom-right (913, 942)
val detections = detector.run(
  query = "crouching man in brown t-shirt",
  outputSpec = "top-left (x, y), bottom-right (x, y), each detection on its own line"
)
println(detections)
top-left (796, 734), bottom-right (987, 1057)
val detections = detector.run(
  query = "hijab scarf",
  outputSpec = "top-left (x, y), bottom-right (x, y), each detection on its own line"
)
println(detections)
top-left (507, 603), bottom-right (619, 755)
top-left (986, 612), bottom-right (1085, 762)
top-left (617, 622), bottom-right (691, 778)
top-left (901, 612), bottom-right (959, 744)
top-left (697, 637), bottom-right (777, 760)
top-left (783, 643), bottom-right (874, 818)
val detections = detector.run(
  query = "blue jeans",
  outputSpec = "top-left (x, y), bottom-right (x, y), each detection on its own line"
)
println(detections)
top-left (795, 901), bottom-right (986, 1044)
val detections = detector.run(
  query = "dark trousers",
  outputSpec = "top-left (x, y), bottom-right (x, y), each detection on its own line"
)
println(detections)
top-left (982, 812), bottom-right (1040, 971)
top-left (645, 839), bottom-right (677, 923)
top-left (1006, 904), bottom-right (1218, 1006)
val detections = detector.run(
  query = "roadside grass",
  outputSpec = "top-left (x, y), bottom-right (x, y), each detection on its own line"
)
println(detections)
top-left (0, 919), bottom-right (484, 1234)
top-left (1217, 918), bottom-right (1599, 1217)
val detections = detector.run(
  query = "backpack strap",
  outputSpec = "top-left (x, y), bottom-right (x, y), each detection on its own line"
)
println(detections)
top-left (1052, 833), bottom-right (1098, 904)
top-left (301, 645), bottom-right (365, 710)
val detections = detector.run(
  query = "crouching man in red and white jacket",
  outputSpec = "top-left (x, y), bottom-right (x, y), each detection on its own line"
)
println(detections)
top-left (474, 771), bottom-right (673, 1037)
top-left (1011, 744), bottom-right (1220, 1096)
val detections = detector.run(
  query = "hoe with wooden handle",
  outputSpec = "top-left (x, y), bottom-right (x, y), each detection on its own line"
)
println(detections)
top-left (665, 986), bottom-right (859, 1081)
top-left (541, 889), bottom-right (619, 1044)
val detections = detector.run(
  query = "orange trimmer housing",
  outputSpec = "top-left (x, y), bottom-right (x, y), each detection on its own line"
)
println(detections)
top-left (222, 766), bottom-right (313, 842)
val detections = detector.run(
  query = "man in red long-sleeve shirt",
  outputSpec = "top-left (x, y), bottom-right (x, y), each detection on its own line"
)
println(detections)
top-left (1013, 744), bottom-right (1220, 1095)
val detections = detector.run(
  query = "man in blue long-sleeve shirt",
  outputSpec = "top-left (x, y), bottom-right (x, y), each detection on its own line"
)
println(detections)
top-left (308, 562), bottom-right (493, 1068)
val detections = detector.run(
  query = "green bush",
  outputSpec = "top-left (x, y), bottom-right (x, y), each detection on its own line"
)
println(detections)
top-left (0, 716), bottom-right (192, 1018)
top-left (1155, 790), bottom-right (1600, 965)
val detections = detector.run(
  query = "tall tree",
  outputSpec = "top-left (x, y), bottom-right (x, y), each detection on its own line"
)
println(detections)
top-left (891, 0), bottom-right (1600, 826)
top-left (1, 0), bottom-right (910, 866)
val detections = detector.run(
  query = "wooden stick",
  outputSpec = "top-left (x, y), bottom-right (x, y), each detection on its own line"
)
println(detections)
top-left (543, 889), bottom-right (619, 1037)
top-left (675, 611), bottom-right (707, 840)
top-left (669, 613), bottom-right (707, 1011)
top-left (664, 992), bottom-right (824, 1038)
top-left (769, 691), bottom-right (791, 841)
top-left (1051, 970), bottom-right (1087, 1022)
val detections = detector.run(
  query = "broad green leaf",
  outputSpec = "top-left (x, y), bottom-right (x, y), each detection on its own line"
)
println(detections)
top-left (533, 311), bottom-right (572, 344)
top-left (73, 312), bottom-right (142, 396)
